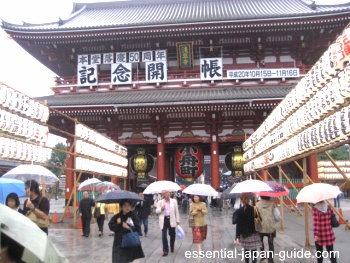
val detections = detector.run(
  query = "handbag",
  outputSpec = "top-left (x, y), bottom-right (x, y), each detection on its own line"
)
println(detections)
top-left (254, 206), bottom-right (263, 232)
top-left (25, 197), bottom-right (52, 228)
top-left (232, 210), bottom-right (238, 225)
top-left (331, 213), bottom-right (340, 228)
top-left (94, 206), bottom-right (101, 218)
top-left (273, 206), bottom-right (281, 222)
top-left (121, 228), bottom-right (141, 248)
top-left (189, 217), bottom-right (195, 228)
top-left (26, 210), bottom-right (52, 228)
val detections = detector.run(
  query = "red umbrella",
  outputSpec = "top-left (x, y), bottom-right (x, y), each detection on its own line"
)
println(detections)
top-left (258, 181), bottom-right (289, 197)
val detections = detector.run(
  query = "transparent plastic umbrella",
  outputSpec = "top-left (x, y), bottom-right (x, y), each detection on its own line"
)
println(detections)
top-left (0, 204), bottom-right (69, 263)
top-left (230, 179), bottom-right (273, 194)
top-left (2, 164), bottom-right (58, 184)
top-left (78, 178), bottom-right (102, 191)
top-left (183, 184), bottom-right (218, 197)
top-left (143, 180), bottom-right (181, 194)
top-left (296, 183), bottom-right (342, 204)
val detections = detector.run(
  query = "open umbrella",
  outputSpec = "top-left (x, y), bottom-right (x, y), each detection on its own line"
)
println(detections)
top-left (2, 164), bottom-right (58, 184)
top-left (78, 178), bottom-right (102, 191)
top-left (222, 183), bottom-right (240, 200)
top-left (95, 181), bottom-right (120, 192)
top-left (230, 179), bottom-right (273, 194)
top-left (95, 190), bottom-right (144, 204)
top-left (183, 184), bottom-right (218, 197)
top-left (0, 204), bottom-right (69, 263)
top-left (258, 181), bottom-right (290, 197)
top-left (296, 183), bottom-right (342, 204)
top-left (0, 178), bottom-right (26, 204)
top-left (143, 180), bottom-right (181, 194)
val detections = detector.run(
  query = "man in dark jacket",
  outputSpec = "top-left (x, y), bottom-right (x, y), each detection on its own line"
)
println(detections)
top-left (79, 191), bottom-right (95, 237)
top-left (135, 191), bottom-right (151, 237)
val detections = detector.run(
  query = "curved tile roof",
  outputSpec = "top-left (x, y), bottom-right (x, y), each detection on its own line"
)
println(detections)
top-left (39, 85), bottom-right (293, 108)
top-left (2, 0), bottom-right (350, 31)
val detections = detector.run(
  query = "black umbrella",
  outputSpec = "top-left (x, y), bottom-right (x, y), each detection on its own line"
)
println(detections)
top-left (95, 190), bottom-right (144, 204)
top-left (138, 183), bottom-right (148, 188)
top-left (222, 183), bottom-right (240, 200)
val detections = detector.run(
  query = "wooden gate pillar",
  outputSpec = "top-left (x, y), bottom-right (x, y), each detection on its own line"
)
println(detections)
top-left (307, 154), bottom-right (319, 183)
top-left (210, 135), bottom-right (220, 189)
top-left (157, 136), bottom-right (166, 181)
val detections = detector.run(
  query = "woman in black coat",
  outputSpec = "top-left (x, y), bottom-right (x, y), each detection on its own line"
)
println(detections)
top-left (108, 200), bottom-right (145, 263)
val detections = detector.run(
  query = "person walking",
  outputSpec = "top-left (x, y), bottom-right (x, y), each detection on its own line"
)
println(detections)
top-left (23, 179), bottom-right (50, 235)
top-left (235, 193), bottom-right (262, 263)
top-left (6, 192), bottom-right (23, 214)
top-left (312, 201), bottom-right (337, 263)
top-left (256, 196), bottom-right (277, 263)
top-left (135, 191), bottom-right (151, 237)
top-left (94, 202), bottom-right (107, 237)
top-left (108, 200), bottom-right (145, 263)
top-left (79, 191), bottom-right (95, 237)
top-left (189, 195), bottom-right (208, 253)
top-left (156, 189), bottom-right (180, 257)
top-left (333, 182), bottom-right (341, 208)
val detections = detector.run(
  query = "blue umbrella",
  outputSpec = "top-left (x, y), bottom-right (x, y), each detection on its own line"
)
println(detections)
top-left (0, 178), bottom-right (26, 204)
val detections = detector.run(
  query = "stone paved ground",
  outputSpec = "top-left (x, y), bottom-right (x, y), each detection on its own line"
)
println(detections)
top-left (45, 198), bottom-right (350, 263)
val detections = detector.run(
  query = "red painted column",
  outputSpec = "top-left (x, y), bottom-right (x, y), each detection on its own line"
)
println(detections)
top-left (210, 136), bottom-right (220, 189)
top-left (157, 138), bottom-right (166, 181)
top-left (307, 154), bottom-right (319, 183)
top-left (65, 137), bottom-right (74, 205)
top-left (259, 170), bottom-right (268, 181)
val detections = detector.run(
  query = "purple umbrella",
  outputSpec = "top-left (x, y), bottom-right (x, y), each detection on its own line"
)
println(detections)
top-left (258, 181), bottom-right (289, 197)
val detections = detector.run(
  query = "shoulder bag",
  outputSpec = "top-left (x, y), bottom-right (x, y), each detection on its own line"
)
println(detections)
top-left (254, 206), bottom-right (263, 232)
top-left (331, 213), bottom-right (340, 228)
top-left (121, 228), bottom-right (141, 248)
top-left (189, 216), bottom-right (195, 228)
top-left (26, 197), bottom-right (52, 228)
top-left (273, 206), bottom-right (281, 222)
top-left (94, 206), bottom-right (101, 218)
top-left (232, 210), bottom-right (238, 225)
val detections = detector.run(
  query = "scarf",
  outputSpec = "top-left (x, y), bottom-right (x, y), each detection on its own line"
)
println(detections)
top-left (314, 201), bottom-right (328, 213)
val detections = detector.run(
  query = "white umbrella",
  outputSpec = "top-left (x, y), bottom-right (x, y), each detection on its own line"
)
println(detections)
top-left (143, 180), bottom-right (181, 194)
top-left (2, 164), bottom-right (58, 184)
top-left (296, 183), bottom-right (342, 204)
top-left (95, 181), bottom-right (120, 192)
top-left (183, 184), bottom-right (218, 197)
top-left (78, 178), bottom-right (102, 191)
top-left (230, 179), bottom-right (273, 194)
top-left (0, 204), bottom-right (69, 263)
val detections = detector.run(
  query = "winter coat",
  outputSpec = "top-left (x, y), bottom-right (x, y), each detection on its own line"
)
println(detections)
top-left (256, 199), bottom-right (276, 234)
top-left (236, 204), bottom-right (257, 239)
top-left (109, 211), bottom-right (145, 263)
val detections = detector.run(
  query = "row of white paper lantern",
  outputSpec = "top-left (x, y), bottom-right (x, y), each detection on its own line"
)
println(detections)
top-left (244, 105), bottom-right (350, 172)
top-left (244, 28), bottom-right (350, 152)
top-left (76, 124), bottom-right (127, 156)
top-left (75, 139), bottom-right (128, 167)
top-left (0, 136), bottom-right (51, 163)
top-left (318, 173), bottom-right (350, 180)
top-left (0, 84), bottom-right (50, 123)
top-left (244, 68), bottom-right (350, 162)
top-left (318, 161), bottom-right (350, 167)
top-left (318, 167), bottom-right (350, 173)
top-left (75, 157), bottom-right (128, 177)
top-left (0, 109), bottom-right (49, 144)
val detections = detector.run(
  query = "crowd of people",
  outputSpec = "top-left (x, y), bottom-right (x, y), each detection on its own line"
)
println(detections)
top-left (1, 180), bottom-right (341, 263)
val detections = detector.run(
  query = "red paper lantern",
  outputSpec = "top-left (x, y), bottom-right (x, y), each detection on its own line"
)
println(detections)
top-left (175, 145), bottom-right (203, 182)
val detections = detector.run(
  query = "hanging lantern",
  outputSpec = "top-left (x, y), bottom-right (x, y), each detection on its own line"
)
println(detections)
top-left (175, 145), bottom-right (203, 182)
top-left (130, 148), bottom-right (154, 179)
top-left (225, 145), bottom-right (244, 177)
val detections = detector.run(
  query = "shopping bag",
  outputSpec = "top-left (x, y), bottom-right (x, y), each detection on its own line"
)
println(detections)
top-left (176, 225), bottom-right (185, 239)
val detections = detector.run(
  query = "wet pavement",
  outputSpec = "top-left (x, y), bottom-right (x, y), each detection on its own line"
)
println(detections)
top-left (43, 198), bottom-right (350, 263)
